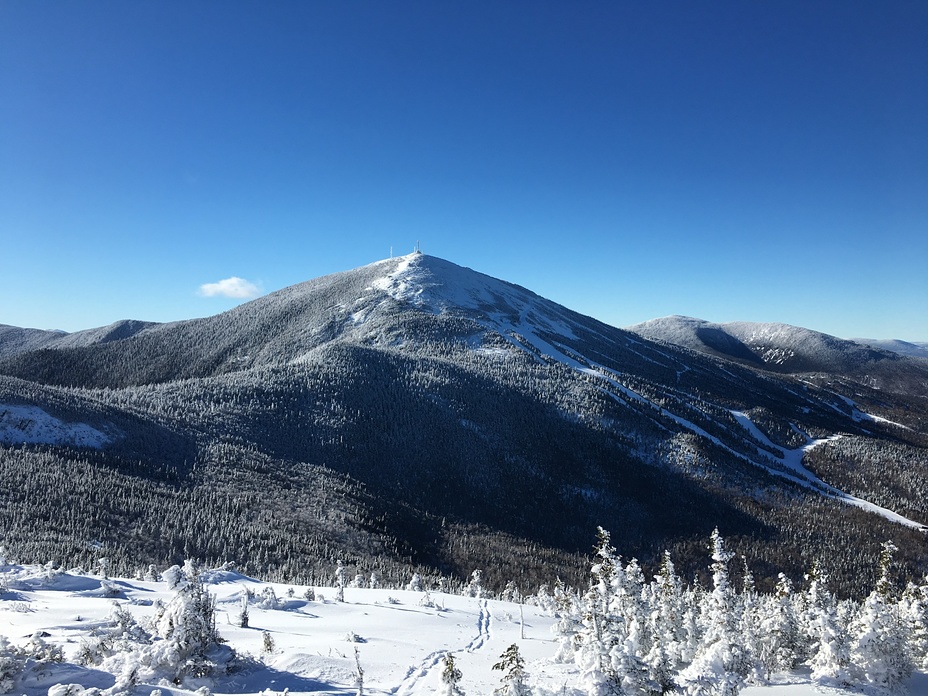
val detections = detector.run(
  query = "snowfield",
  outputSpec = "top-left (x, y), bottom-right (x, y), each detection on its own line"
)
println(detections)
top-left (0, 404), bottom-right (111, 448)
top-left (0, 562), bottom-right (924, 696)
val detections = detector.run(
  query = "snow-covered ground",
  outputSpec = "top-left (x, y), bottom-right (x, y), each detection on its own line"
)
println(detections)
top-left (0, 404), bottom-right (111, 448)
top-left (0, 563), bottom-right (922, 695)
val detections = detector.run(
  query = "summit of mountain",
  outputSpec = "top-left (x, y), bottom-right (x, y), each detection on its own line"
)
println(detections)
top-left (0, 253), bottom-right (639, 389)
top-left (1, 253), bottom-right (927, 597)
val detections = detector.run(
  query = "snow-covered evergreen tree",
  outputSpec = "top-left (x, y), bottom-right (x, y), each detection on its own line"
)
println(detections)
top-left (552, 579), bottom-right (583, 663)
top-left (677, 529), bottom-right (749, 696)
top-left (737, 558), bottom-right (764, 684)
top-left (644, 551), bottom-right (685, 692)
top-left (0, 635), bottom-right (25, 695)
top-left (575, 528), bottom-right (623, 695)
top-left (259, 585), bottom-right (279, 610)
top-left (439, 652), bottom-right (465, 696)
top-left (466, 569), bottom-right (484, 599)
top-left (335, 560), bottom-right (347, 602)
top-left (898, 578), bottom-right (928, 670)
top-left (145, 561), bottom-right (231, 682)
top-left (354, 645), bottom-right (364, 696)
top-left (679, 586), bottom-right (703, 668)
top-left (754, 574), bottom-right (801, 678)
top-left (848, 541), bottom-right (911, 692)
top-left (238, 595), bottom-right (250, 628)
top-left (493, 643), bottom-right (531, 696)
top-left (500, 580), bottom-right (522, 604)
top-left (803, 563), bottom-right (852, 687)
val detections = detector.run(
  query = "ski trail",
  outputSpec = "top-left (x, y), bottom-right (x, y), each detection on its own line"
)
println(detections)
top-left (730, 410), bottom-right (926, 531)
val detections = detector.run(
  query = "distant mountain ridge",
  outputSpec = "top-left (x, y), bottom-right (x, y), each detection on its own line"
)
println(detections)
top-left (852, 337), bottom-right (928, 359)
top-left (626, 315), bottom-right (928, 396)
top-left (1, 253), bottom-right (926, 597)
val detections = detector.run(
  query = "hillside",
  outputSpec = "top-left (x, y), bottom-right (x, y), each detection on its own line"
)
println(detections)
top-left (1, 253), bottom-right (927, 597)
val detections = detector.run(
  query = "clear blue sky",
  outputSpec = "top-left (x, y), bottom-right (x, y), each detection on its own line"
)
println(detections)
top-left (2, 1), bottom-right (926, 340)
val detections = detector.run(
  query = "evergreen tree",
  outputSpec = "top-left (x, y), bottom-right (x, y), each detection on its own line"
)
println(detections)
top-left (552, 579), bottom-right (583, 663)
top-left (804, 564), bottom-right (851, 687)
top-left (500, 580), bottom-right (522, 604)
top-left (354, 646), bottom-right (364, 696)
top-left (0, 635), bottom-right (25, 694)
top-left (238, 596), bottom-right (249, 628)
top-left (575, 528), bottom-right (623, 695)
top-left (677, 529), bottom-right (749, 696)
top-left (898, 578), bottom-right (928, 671)
top-left (737, 558), bottom-right (764, 683)
top-left (151, 562), bottom-right (229, 681)
top-left (466, 570), bottom-right (484, 599)
top-left (848, 541), bottom-right (911, 692)
top-left (335, 560), bottom-right (346, 602)
top-left (493, 643), bottom-right (531, 696)
top-left (644, 552), bottom-right (685, 692)
top-left (439, 652), bottom-right (465, 696)
top-left (754, 574), bottom-right (801, 678)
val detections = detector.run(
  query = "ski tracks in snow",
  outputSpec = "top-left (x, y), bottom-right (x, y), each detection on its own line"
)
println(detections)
top-left (391, 599), bottom-right (492, 695)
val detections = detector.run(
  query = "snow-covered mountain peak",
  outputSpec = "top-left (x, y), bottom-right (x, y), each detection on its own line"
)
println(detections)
top-left (371, 253), bottom-right (580, 340)
top-left (627, 315), bottom-right (914, 376)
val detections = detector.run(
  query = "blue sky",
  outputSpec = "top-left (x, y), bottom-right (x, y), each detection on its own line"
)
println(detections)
top-left (2, 1), bottom-right (926, 340)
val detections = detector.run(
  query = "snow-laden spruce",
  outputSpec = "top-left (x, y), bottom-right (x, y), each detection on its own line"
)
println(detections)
top-left (0, 530), bottom-right (927, 694)
top-left (550, 528), bottom-right (927, 696)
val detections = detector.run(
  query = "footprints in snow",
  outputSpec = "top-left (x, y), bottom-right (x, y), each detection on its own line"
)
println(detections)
top-left (465, 600), bottom-right (491, 653)
top-left (392, 599), bottom-right (492, 695)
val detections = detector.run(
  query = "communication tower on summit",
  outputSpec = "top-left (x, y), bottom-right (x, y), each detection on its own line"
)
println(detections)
top-left (414, 240), bottom-right (422, 254)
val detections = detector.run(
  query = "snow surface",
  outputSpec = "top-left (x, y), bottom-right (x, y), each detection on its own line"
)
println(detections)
top-left (373, 253), bottom-right (580, 341)
top-left (1, 563), bottom-right (919, 696)
top-left (0, 404), bottom-right (111, 448)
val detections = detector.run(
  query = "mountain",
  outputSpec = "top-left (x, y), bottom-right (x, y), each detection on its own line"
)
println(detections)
top-left (852, 337), bottom-right (928, 359)
top-left (626, 315), bottom-right (896, 373)
top-left (626, 315), bottom-right (928, 397)
top-left (1, 253), bottom-right (927, 597)
top-left (0, 319), bottom-right (157, 360)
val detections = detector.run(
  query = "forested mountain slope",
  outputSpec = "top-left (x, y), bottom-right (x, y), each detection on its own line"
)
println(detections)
top-left (1, 253), bottom-right (926, 597)
top-left (627, 315), bottom-right (928, 396)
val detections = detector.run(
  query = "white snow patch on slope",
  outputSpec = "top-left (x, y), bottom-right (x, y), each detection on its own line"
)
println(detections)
top-left (834, 394), bottom-right (911, 430)
top-left (0, 403), bottom-right (112, 447)
top-left (373, 253), bottom-right (579, 340)
top-left (731, 411), bottom-right (925, 531)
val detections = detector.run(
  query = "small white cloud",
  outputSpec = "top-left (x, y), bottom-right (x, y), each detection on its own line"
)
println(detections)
top-left (198, 276), bottom-right (262, 299)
